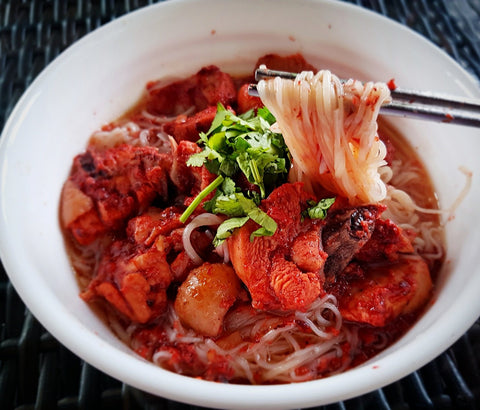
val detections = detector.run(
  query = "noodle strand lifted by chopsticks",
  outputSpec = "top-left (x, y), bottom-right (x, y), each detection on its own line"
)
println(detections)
top-left (256, 70), bottom-right (392, 205)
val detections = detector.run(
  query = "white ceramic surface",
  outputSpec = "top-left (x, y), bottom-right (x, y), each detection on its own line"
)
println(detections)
top-left (1, 0), bottom-right (480, 408)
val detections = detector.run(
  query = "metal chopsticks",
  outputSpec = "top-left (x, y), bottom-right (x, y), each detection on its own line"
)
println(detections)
top-left (247, 67), bottom-right (480, 128)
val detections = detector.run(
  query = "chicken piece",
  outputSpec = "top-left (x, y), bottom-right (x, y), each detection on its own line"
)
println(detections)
top-left (168, 140), bottom-right (201, 190)
top-left (164, 106), bottom-right (218, 143)
top-left (322, 205), bottom-right (385, 280)
top-left (174, 263), bottom-right (243, 337)
top-left (61, 180), bottom-right (106, 244)
top-left (269, 254), bottom-right (323, 311)
top-left (339, 257), bottom-right (432, 327)
top-left (255, 53), bottom-right (317, 73)
top-left (169, 140), bottom-right (216, 204)
top-left (237, 83), bottom-right (263, 113)
top-left (228, 183), bottom-right (326, 311)
top-left (126, 206), bottom-right (184, 246)
top-left (66, 208), bottom-right (107, 245)
top-left (81, 235), bottom-right (172, 323)
top-left (227, 220), bottom-right (278, 309)
top-left (355, 218), bottom-right (414, 262)
top-left (193, 66), bottom-right (237, 111)
top-left (62, 144), bottom-right (169, 245)
top-left (81, 234), bottom-right (172, 323)
top-left (81, 206), bottom-right (188, 323)
top-left (146, 65), bottom-right (236, 116)
top-left (95, 273), bottom-right (167, 324)
top-left (291, 225), bottom-right (328, 272)
top-left (61, 180), bottom-right (94, 227)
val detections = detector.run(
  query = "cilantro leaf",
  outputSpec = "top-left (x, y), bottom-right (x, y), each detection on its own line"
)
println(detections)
top-left (186, 149), bottom-right (210, 167)
top-left (257, 106), bottom-right (276, 124)
top-left (213, 216), bottom-right (250, 247)
top-left (304, 198), bottom-right (336, 220)
top-left (187, 103), bottom-right (290, 199)
top-left (235, 195), bottom-right (276, 237)
top-left (211, 192), bottom-right (277, 246)
top-left (181, 103), bottom-right (290, 243)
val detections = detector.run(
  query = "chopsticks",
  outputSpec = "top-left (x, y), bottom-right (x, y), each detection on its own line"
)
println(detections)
top-left (248, 67), bottom-right (480, 128)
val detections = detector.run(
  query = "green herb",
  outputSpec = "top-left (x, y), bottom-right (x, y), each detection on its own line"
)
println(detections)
top-left (186, 103), bottom-right (290, 197)
top-left (235, 193), bottom-right (277, 241)
top-left (303, 198), bottom-right (336, 220)
top-left (179, 175), bottom-right (224, 223)
top-left (213, 216), bottom-right (250, 247)
top-left (180, 104), bottom-right (290, 244)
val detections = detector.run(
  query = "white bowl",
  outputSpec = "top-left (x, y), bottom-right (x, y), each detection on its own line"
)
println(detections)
top-left (1, 0), bottom-right (479, 408)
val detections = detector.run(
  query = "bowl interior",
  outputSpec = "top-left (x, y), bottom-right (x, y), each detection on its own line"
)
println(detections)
top-left (1, 0), bottom-right (480, 408)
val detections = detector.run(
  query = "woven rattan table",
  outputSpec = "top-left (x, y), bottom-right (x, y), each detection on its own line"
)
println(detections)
top-left (1, 1), bottom-right (479, 409)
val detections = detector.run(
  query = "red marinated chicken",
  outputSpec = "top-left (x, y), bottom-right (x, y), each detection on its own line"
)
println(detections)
top-left (80, 207), bottom-right (184, 323)
top-left (146, 65), bottom-right (236, 116)
top-left (61, 144), bottom-right (169, 245)
top-left (338, 257), bottom-right (432, 327)
top-left (228, 183), bottom-right (328, 311)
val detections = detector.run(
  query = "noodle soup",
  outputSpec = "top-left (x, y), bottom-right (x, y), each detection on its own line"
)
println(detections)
top-left (60, 54), bottom-right (444, 384)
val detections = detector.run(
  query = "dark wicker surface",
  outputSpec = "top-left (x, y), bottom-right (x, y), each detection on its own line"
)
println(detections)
top-left (0, 0), bottom-right (479, 409)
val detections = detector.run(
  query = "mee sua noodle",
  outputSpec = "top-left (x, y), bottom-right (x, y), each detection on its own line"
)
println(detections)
top-left (257, 69), bottom-right (391, 204)
top-left (60, 54), bottom-right (444, 384)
